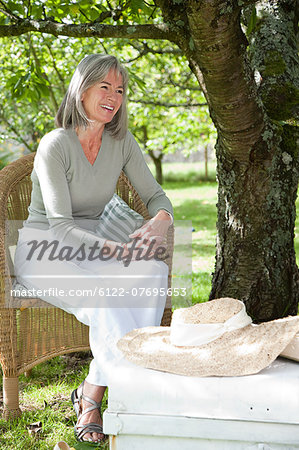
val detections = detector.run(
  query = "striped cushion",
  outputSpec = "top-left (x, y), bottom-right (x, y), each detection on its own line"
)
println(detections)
top-left (96, 194), bottom-right (144, 243)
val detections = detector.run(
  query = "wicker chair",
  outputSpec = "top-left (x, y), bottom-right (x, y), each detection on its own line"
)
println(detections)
top-left (0, 152), bottom-right (173, 419)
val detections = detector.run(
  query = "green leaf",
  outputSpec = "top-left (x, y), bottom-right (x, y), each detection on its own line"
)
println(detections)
top-left (130, 0), bottom-right (144, 12)
top-left (31, 4), bottom-right (43, 19)
top-left (94, 4), bottom-right (108, 13)
top-left (247, 6), bottom-right (257, 35)
top-left (36, 83), bottom-right (50, 98)
top-left (127, 71), bottom-right (146, 92)
top-left (89, 6), bottom-right (101, 21)
top-left (6, 0), bottom-right (25, 16)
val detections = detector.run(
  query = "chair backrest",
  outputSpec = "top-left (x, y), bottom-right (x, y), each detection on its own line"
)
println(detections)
top-left (0, 154), bottom-right (34, 305)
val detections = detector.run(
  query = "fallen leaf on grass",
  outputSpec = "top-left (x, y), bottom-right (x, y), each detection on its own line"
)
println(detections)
top-left (27, 421), bottom-right (42, 436)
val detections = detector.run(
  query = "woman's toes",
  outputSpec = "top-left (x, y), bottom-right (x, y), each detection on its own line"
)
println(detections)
top-left (91, 432), bottom-right (99, 442)
top-left (83, 433), bottom-right (92, 442)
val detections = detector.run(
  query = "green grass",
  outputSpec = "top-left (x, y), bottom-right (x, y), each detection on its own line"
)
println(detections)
top-left (162, 177), bottom-right (218, 306)
top-left (0, 160), bottom-right (298, 449)
top-left (161, 161), bottom-right (299, 305)
top-left (0, 353), bottom-right (109, 449)
top-left (148, 161), bottom-right (217, 184)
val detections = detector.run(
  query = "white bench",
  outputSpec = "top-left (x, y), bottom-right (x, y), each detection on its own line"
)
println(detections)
top-left (103, 356), bottom-right (299, 449)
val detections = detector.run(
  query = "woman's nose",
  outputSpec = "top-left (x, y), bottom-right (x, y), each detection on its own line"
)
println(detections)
top-left (107, 89), bottom-right (117, 101)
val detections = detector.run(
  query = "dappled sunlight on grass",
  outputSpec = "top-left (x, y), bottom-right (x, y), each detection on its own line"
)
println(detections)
top-left (0, 353), bottom-right (109, 449)
top-left (148, 161), bottom-right (217, 184)
top-left (192, 272), bottom-right (213, 304)
top-left (193, 256), bottom-right (214, 272)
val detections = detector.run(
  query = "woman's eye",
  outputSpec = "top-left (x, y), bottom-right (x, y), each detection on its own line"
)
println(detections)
top-left (100, 85), bottom-right (108, 89)
top-left (117, 90), bottom-right (124, 95)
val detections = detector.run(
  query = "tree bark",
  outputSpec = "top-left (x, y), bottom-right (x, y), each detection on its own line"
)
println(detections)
top-left (0, 21), bottom-right (174, 40)
top-left (204, 145), bottom-right (208, 180)
top-left (180, 0), bottom-right (299, 321)
top-left (141, 125), bottom-right (164, 184)
top-left (248, 0), bottom-right (299, 121)
top-left (210, 124), bottom-right (299, 321)
top-left (186, 1), bottom-right (265, 163)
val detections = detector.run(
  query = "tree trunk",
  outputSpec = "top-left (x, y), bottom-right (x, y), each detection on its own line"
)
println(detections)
top-left (204, 145), bottom-right (208, 180)
top-left (210, 124), bottom-right (299, 321)
top-left (208, 1), bottom-right (299, 321)
top-left (148, 149), bottom-right (164, 185)
top-left (141, 125), bottom-right (164, 184)
top-left (156, 0), bottom-right (299, 320)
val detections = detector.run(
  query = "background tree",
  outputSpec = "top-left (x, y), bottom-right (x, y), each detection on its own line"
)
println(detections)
top-left (0, 0), bottom-right (298, 321)
top-left (0, 33), bottom-right (213, 179)
top-left (129, 48), bottom-right (213, 183)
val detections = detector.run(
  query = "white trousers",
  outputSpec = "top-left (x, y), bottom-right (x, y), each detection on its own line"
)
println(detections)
top-left (14, 227), bottom-right (168, 386)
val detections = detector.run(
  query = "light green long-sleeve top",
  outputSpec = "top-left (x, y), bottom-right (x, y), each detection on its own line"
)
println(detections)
top-left (24, 127), bottom-right (173, 249)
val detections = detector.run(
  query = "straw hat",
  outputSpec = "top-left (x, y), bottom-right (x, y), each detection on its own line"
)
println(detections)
top-left (117, 298), bottom-right (299, 377)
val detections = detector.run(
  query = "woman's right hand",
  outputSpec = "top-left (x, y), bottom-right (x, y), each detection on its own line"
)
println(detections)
top-left (103, 239), bottom-right (153, 263)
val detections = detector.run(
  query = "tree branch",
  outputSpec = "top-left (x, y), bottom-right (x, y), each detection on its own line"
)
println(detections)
top-left (140, 42), bottom-right (182, 55)
top-left (0, 7), bottom-right (15, 20)
top-left (0, 19), bottom-right (175, 41)
top-left (26, 0), bottom-right (31, 19)
top-left (0, 111), bottom-right (33, 152)
top-left (0, 1), bottom-right (20, 21)
top-left (166, 74), bottom-right (201, 91)
top-left (76, 5), bottom-right (115, 23)
top-left (125, 41), bottom-right (182, 62)
top-left (29, 40), bottom-right (58, 112)
top-left (90, 10), bottom-right (113, 23)
top-left (44, 40), bottom-right (66, 93)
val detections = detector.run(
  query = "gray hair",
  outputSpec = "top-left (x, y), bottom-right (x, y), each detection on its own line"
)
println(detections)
top-left (55, 54), bottom-right (128, 139)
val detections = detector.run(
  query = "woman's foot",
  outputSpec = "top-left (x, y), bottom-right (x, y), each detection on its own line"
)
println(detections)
top-left (73, 381), bottom-right (107, 443)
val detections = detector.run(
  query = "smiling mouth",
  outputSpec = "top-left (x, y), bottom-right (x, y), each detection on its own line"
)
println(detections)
top-left (101, 105), bottom-right (114, 111)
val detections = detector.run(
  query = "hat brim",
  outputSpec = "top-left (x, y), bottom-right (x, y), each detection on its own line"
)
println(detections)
top-left (117, 316), bottom-right (299, 377)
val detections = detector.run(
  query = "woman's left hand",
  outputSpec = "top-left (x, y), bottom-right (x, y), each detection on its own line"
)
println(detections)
top-left (128, 210), bottom-right (172, 255)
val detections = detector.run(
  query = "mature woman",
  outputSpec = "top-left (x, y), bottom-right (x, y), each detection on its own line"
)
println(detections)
top-left (14, 54), bottom-right (173, 444)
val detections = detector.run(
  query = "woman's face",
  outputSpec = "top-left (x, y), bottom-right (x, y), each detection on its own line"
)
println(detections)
top-left (81, 69), bottom-right (124, 127)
